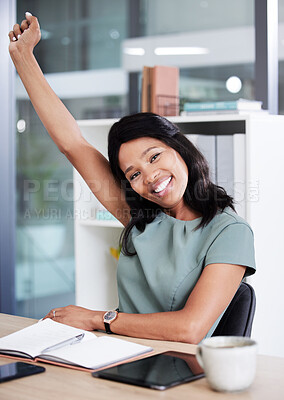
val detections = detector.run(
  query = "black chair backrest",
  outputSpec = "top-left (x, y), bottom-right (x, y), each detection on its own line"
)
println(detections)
top-left (212, 282), bottom-right (256, 337)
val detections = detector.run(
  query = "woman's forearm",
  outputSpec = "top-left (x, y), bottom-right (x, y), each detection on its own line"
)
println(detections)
top-left (10, 48), bottom-right (82, 153)
top-left (45, 306), bottom-right (202, 344)
top-left (93, 310), bottom-right (202, 344)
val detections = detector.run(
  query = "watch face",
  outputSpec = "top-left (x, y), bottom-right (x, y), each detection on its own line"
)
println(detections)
top-left (104, 311), bottom-right (117, 322)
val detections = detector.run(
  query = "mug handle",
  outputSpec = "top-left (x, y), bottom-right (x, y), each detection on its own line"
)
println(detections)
top-left (196, 346), bottom-right (204, 368)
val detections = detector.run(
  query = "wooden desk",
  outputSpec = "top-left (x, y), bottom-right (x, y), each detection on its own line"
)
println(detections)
top-left (0, 313), bottom-right (283, 400)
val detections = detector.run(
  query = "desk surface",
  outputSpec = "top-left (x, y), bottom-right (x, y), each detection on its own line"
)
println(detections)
top-left (0, 313), bottom-right (283, 400)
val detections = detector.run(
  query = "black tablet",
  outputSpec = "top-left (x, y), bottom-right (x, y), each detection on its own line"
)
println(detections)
top-left (92, 351), bottom-right (204, 390)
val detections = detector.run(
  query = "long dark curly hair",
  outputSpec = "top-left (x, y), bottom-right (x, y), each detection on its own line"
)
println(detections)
top-left (108, 112), bottom-right (234, 256)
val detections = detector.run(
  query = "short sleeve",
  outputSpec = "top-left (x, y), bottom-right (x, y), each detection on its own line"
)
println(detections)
top-left (205, 223), bottom-right (256, 277)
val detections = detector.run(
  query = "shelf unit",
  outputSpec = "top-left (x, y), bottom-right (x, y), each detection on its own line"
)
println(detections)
top-left (75, 113), bottom-right (284, 357)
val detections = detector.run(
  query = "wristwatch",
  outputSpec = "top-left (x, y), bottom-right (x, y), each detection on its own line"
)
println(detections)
top-left (103, 310), bottom-right (118, 334)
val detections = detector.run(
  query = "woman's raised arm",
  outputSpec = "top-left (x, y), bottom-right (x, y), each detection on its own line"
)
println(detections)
top-left (8, 13), bottom-right (130, 226)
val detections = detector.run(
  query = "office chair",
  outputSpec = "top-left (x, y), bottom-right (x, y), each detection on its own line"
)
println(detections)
top-left (212, 282), bottom-right (256, 337)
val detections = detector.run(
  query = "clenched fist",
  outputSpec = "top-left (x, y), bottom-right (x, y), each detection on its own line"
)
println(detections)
top-left (8, 12), bottom-right (41, 55)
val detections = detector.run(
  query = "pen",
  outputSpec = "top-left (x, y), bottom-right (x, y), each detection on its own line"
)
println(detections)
top-left (41, 333), bottom-right (85, 353)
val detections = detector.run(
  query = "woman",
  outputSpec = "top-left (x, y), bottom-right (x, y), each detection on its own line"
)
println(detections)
top-left (8, 13), bottom-right (255, 344)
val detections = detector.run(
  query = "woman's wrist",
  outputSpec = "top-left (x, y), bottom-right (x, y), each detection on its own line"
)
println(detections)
top-left (9, 45), bottom-right (33, 64)
top-left (92, 310), bottom-right (105, 331)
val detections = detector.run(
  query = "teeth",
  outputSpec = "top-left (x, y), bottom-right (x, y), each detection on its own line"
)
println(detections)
top-left (154, 177), bottom-right (171, 193)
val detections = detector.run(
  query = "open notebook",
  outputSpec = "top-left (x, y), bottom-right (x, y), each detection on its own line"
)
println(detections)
top-left (0, 319), bottom-right (153, 371)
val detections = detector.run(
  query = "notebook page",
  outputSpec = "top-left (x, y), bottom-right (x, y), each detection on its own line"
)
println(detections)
top-left (42, 336), bottom-right (152, 369)
top-left (0, 319), bottom-right (95, 358)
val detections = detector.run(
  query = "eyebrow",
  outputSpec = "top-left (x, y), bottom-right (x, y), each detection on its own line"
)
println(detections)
top-left (124, 146), bottom-right (158, 176)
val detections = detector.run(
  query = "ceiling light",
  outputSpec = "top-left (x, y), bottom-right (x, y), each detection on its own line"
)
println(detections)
top-left (17, 119), bottom-right (26, 133)
top-left (154, 47), bottom-right (209, 55)
top-left (41, 29), bottom-right (52, 40)
top-left (123, 47), bottom-right (145, 56)
top-left (109, 29), bottom-right (120, 39)
top-left (226, 76), bottom-right (242, 93)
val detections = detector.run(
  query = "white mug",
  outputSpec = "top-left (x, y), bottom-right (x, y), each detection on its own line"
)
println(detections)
top-left (196, 336), bottom-right (257, 392)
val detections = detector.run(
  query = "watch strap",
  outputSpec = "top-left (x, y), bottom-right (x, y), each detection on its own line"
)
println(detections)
top-left (104, 322), bottom-right (112, 334)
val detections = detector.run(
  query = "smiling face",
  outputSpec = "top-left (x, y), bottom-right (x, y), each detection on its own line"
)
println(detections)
top-left (118, 137), bottom-right (189, 217)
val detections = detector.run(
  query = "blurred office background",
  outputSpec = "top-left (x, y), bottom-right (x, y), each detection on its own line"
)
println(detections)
top-left (2, 0), bottom-right (283, 318)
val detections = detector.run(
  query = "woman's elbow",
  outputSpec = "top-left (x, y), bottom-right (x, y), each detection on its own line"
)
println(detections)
top-left (175, 320), bottom-right (206, 344)
top-left (60, 137), bottom-right (84, 159)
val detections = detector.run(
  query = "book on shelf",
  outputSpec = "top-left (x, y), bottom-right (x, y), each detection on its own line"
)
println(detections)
top-left (141, 65), bottom-right (179, 116)
top-left (183, 99), bottom-right (263, 114)
top-left (0, 318), bottom-right (153, 372)
top-left (141, 66), bottom-right (152, 113)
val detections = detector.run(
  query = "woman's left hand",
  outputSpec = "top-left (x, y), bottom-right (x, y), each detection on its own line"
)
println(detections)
top-left (43, 305), bottom-right (104, 331)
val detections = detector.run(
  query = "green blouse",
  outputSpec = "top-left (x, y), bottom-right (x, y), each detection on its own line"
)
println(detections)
top-left (117, 207), bottom-right (256, 337)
